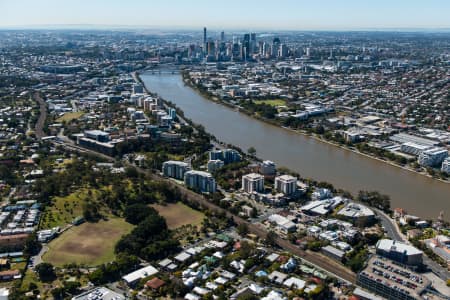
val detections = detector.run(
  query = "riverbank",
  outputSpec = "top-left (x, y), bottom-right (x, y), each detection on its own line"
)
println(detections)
top-left (286, 127), bottom-right (450, 185)
top-left (139, 71), bottom-right (450, 221)
top-left (181, 73), bottom-right (449, 185)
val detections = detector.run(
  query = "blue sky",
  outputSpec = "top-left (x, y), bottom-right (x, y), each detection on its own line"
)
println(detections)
top-left (1, 0), bottom-right (449, 30)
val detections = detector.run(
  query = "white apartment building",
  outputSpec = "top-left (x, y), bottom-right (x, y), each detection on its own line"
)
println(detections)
top-left (274, 175), bottom-right (297, 195)
top-left (242, 173), bottom-right (265, 193)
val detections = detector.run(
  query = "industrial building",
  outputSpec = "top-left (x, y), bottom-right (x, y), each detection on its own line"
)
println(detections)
top-left (418, 147), bottom-right (448, 167)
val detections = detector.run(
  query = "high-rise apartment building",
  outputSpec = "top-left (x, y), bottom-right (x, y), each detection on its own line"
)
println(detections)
top-left (274, 175), bottom-right (297, 195)
top-left (242, 173), bottom-right (265, 193)
top-left (184, 170), bottom-right (216, 193)
top-left (162, 161), bottom-right (190, 180)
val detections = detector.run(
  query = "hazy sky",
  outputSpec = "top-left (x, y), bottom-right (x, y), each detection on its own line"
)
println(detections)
top-left (1, 0), bottom-right (449, 30)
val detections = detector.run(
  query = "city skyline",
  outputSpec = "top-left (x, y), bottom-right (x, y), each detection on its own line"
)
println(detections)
top-left (1, 0), bottom-right (450, 31)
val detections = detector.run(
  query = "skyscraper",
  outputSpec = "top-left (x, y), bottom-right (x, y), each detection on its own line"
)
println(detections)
top-left (203, 27), bottom-right (207, 54)
top-left (278, 44), bottom-right (288, 58)
top-left (207, 40), bottom-right (215, 56)
top-left (272, 37), bottom-right (281, 58)
top-left (243, 33), bottom-right (250, 61)
top-left (250, 33), bottom-right (256, 54)
top-left (220, 31), bottom-right (225, 42)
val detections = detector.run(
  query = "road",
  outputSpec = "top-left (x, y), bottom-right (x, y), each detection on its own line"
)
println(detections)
top-left (34, 74), bottom-right (356, 283)
top-left (50, 138), bottom-right (356, 284)
top-left (375, 208), bottom-right (404, 242)
top-left (30, 245), bottom-right (49, 269)
top-left (375, 208), bottom-right (450, 281)
top-left (33, 92), bottom-right (47, 139)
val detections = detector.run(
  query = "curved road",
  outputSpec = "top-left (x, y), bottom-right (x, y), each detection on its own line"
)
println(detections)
top-left (375, 209), bottom-right (450, 280)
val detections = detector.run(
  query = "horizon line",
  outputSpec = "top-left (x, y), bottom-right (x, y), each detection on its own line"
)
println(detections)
top-left (0, 24), bottom-right (450, 33)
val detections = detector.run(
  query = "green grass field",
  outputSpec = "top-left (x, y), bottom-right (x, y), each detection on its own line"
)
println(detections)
top-left (40, 188), bottom-right (106, 229)
top-left (151, 202), bottom-right (205, 229)
top-left (254, 99), bottom-right (286, 106)
top-left (43, 217), bottom-right (134, 267)
top-left (56, 112), bottom-right (84, 123)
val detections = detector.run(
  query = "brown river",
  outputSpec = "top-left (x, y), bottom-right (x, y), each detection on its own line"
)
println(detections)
top-left (141, 72), bottom-right (450, 221)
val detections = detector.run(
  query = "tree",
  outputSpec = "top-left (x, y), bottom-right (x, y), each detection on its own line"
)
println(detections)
top-left (237, 294), bottom-right (259, 300)
top-left (357, 190), bottom-right (391, 212)
top-left (124, 204), bottom-right (157, 225)
top-left (115, 213), bottom-right (179, 261)
top-left (239, 240), bottom-right (255, 259)
top-left (125, 166), bottom-right (139, 178)
top-left (364, 233), bottom-right (381, 246)
top-left (51, 287), bottom-right (65, 300)
top-left (247, 146), bottom-right (256, 157)
top-left (63, 281), bottom-right (81, 294)
top-left (167, 279), bottom-right (189, 298)
top-left (82, 202), bottom-right (102, 222)
top-left (24, 233), bottom-right (42, 256)
top-left (315, 125), bottom-right (325, 135)
top-left (265, 231), bottom-right (277, 247)
top-left (237, 223), bottom-right (249, 236)
top-left (35, 262), bottom-right (56, 282)
top-left (28, 282), bottom-right (38, 291)
top-left (250, 207), bottom-right (258, 218)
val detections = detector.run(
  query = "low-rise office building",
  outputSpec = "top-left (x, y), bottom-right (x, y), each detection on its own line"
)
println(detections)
top-left (301, 196), bottom-right (345, 216)
top-left (376, 239), bottom-right (423, 266)
top-left (321, 245), bottom-right (345, 261)
top-left (122, 265), bottom-right (158, 286)
top-left (84, 130), bottom-right (110, 142)
top-left (268, 214), bottom-right (296, 233)
top-left (337, 203), bottom-right (375, 225)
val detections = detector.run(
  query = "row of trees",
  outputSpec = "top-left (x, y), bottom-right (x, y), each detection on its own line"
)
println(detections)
top-left (357, 190), bottom-right (391, 212)
top-left (88, 253), bottom-right (140, 284)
